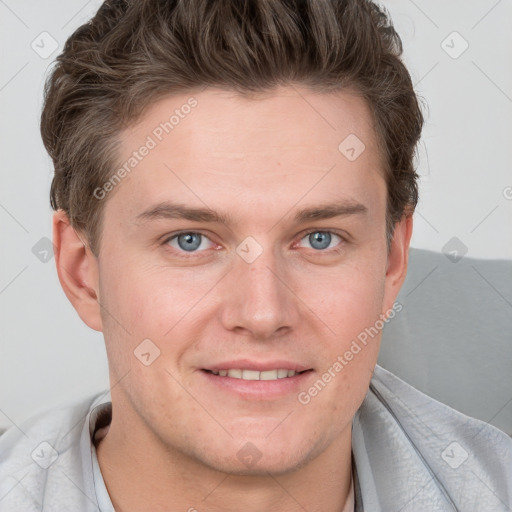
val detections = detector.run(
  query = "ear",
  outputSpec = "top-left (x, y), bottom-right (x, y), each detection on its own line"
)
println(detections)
top-left (52, 210), bottom-right (103, 332)
top-left (382, 214), bottom-right (413, 314)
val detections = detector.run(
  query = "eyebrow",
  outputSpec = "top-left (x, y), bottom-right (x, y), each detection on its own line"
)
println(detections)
top-left (134, 200), bottom-right (368, 226)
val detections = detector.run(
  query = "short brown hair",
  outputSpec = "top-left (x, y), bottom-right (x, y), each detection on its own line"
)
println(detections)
top-left (41, 0), bottom-right (424, 255)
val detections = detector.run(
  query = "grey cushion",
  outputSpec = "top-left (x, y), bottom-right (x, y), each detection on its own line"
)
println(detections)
top-left (379, 248), bottom-right (512, 435)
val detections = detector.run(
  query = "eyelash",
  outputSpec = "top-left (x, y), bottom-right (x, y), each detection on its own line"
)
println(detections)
top-left (161, 229), bottom-right (347, 258)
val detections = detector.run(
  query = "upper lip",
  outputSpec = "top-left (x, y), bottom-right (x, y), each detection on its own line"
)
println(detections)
top-left (202, 359), bottom-right (312, 373)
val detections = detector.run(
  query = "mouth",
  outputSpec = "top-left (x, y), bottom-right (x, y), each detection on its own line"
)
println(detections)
top-left (202, 368), bottom-right (311, 380)
top-left (199, 363), bottom-right (314, 400)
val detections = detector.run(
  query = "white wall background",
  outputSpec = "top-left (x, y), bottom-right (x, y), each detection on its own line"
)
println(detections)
top-left (1, 0), bottom-right (511, 431)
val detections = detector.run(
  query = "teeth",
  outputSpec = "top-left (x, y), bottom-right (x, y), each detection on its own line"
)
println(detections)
top-left (242, 369), bottom-right (260, 380)
top-left (210, 369), bottom-right (299, 380)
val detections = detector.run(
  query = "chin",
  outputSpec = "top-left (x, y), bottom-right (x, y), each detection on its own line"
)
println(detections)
top-left (192, 429), bottom-right (324, 477)
top-left (204, 452), bottom-right (313, 477)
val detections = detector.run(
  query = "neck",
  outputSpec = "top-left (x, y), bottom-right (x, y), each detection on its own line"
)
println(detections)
top-left (95, 404), bottom-right (354, 512)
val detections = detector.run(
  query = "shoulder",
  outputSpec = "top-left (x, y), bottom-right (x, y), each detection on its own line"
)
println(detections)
top-left (0, 392), bottom-right (109, 512)
top-left (354, 365), bottom-right (512, 511)
top-left (369, 364), bottom-right (512, 450)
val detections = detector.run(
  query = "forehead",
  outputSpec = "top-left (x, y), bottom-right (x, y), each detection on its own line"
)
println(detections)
top-left (127, 85), bottom-right (380, 157)
top-left (106, 86), bottom-right (386, 224)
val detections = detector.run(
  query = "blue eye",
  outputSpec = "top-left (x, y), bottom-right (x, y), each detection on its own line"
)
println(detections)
top-left (167, 232), bottom-right (214, 252)
top-left (309, 231), bottom-right (331, 250)
top-left (163, 229), bottom-right (344, 257)
top-left (298, 231), bottom-right (343, 251)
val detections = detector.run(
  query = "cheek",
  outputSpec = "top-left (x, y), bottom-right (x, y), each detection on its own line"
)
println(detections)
top-left (300, 274), bottom-right (385, 430)
top-left (97, 258), bottom-right (221, 375)
top-left (99, 259), bottom-right (199, 331)
top-left (306, 259), bottom-right (387, 343)
top-left (296, 258), bottom-right (386, 412)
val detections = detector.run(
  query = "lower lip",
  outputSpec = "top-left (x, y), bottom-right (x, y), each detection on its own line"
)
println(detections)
top-left (199, 370), bottom-right (314, 400)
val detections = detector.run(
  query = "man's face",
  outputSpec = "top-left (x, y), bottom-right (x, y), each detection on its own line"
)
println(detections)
top-left (92, 86), bottom-right (406, 474)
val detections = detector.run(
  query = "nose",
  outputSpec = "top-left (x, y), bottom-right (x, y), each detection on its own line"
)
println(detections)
top-left (219, 244), bottom-right (300, 340)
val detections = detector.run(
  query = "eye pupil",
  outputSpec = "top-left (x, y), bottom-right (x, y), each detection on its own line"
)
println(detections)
top-left (309, 231), bottom-right (331, 250)
top-left (177, 233), bottom-right (202, 251)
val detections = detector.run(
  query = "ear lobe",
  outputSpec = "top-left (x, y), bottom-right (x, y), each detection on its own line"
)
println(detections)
top-left (52, 210), bottom-right (103, 332)
top-left (383, 214), bottom-right (413, 311)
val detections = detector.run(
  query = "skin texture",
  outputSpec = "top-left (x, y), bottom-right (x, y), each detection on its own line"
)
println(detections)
top-left (53, 85), bottom-right (412, 512)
